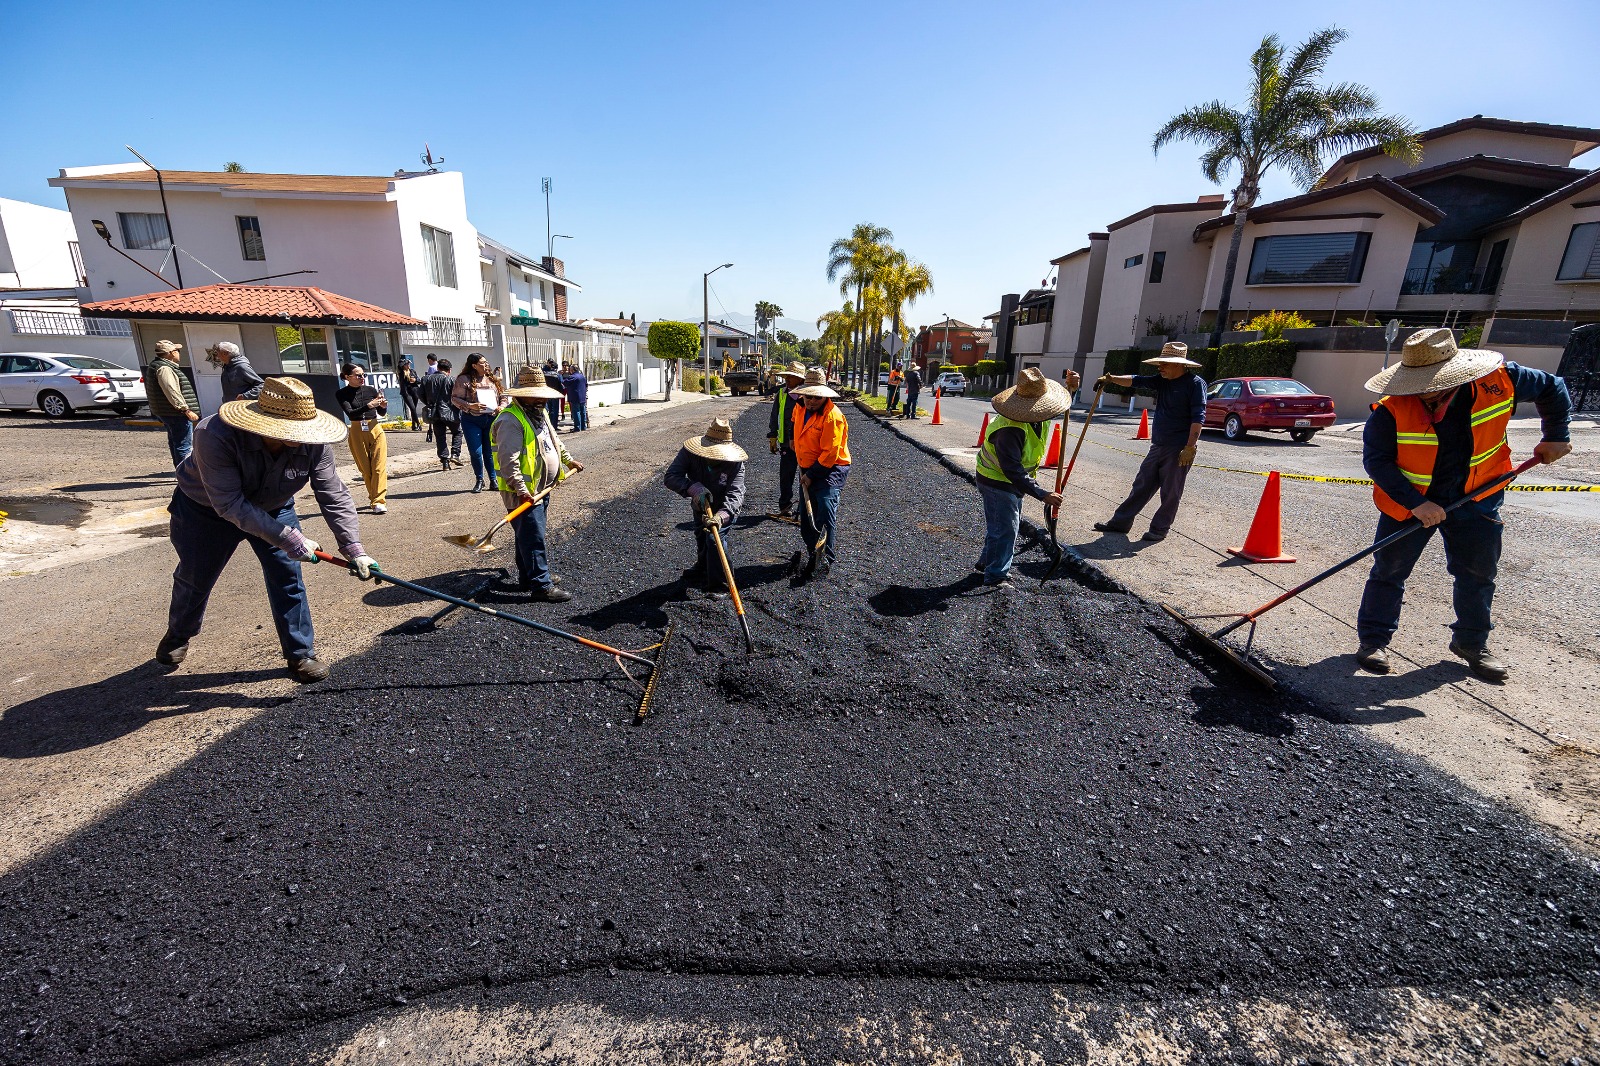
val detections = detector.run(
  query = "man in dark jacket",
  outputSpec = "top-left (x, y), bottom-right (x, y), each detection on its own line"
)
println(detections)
top-left (419, 358), bottom-right (462, 472)
top-left (206, 341), bottom-right (264, 402)
top-left (1093, 341), bottom-right (1207, 542)
top-left (562, 361), bottom-right (590, 431)
top-left (665, 417), bottom-right (747, 592)
top-left (542, 360), bottom-right (565, 425)
top-left (765, 362), bottom-right (806, 519)
top-left (902, 366), bottom-right (922, 419)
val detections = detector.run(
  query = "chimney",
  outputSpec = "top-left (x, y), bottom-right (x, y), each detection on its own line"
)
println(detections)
top-left (1197, 194), bottom-right (1226, 204)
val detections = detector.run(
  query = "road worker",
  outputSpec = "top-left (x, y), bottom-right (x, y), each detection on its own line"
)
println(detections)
top-left (975, 367), bottom-right (1081, 588)
top-left (666, 417), bottom-right (748, 593)
top-left (1092, 341), bottom-right (1207, 542)
top-left (492, 366), bottom-right (583, 602)
top-left (789, 366), bottom-right (851, 578)
top-left (765, 361), bottom-right (807, 521)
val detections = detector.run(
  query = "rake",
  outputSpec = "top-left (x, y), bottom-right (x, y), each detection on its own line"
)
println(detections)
top-left (701, 498), bottom-right (754, 653)
top-left (1161, 457), bottom-right (1540, 688)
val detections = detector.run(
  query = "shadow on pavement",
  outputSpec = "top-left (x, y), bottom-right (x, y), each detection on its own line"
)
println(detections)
top-left (570, 579), bottom-right (683, 631)
top-left (0, 664), bottom-right (286, 759)
top-left (868, 574), bottom-right (986, 616)
top-left (1290, 652), bottom-right (1478, 727)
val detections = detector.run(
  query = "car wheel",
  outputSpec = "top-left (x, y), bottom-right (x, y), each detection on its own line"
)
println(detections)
top-left (1290, 428), bottom-right (1317, 443)
top-left (1224, 414), bottom-right (1246, 440)
top-left (112, 403), bottom-right (141, 416)
top-left (38, 390), bottom-right (74, 419)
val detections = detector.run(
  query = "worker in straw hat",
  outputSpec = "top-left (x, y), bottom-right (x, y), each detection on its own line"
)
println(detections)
top-left (1092, 341), bottom-right (1207, 543)
top-left (493, 366), bottom-right (584, 603)
top-left (789, 366), bottom-right (852, 577)
top-left (765, 361), bottom-right (807, 520)
top-left (1354, 327), bottom-right (1570, 680)
top-left (665, 417), bottom-right (748, 592)
top-left (156, 377), bottom-right (378, 683)
top-left (975, 366), bottom-right (1081, 588)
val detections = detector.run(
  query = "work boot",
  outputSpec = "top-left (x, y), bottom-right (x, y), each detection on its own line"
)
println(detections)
top-left (1093, 521), bottom-right (1131, 535)
top-left (1355, 645), bottom-right (1390, 675)
top-left (440, 458), bottom-right (451, 474)
top-left (529, 586), bottom-right (573, 604)
top-left (289, 657), bottom-right (330, 683)
top-left (1450, 642), bottom-right (1509, 681)
top-left (1141, 529), bottom-right (1167, 542)
top-left (471, 478), bottom-right (485, 493)
top-left (452, 456), bottom-right (465, 468)
top-left (155, 634), bottom-right (188, 666)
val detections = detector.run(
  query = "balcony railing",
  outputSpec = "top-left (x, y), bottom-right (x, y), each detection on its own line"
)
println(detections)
top-left (406, 326), bottom-right (492, 348)
top-left (1400, 266), bottom-right (1488, 296)
top-left (7, 309), bottom-right (133, 337)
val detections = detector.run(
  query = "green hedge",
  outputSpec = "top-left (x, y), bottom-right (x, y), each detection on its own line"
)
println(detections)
top-left (970, 359), bottom-right (1003, 378)
top-left (1217, 339), bottom-right (1296, 379)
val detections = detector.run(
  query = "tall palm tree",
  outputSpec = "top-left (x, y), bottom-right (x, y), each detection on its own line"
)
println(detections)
top-left (827, 223), bottom-right (893, 389)
top-left (816, 302), bottom-right (856, 379)
top-left (879, 253), bottom-right (933, 381)
top-left (1153, 27), bottom-right (1420, 345)
top-left (754, 300), bottom-right (783, 346)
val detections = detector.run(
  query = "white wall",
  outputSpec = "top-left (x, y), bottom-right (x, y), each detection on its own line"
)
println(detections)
top-left (0, 199), bottom-right (79, 288)
top-left (1343, 129), bottom-right (1586, 181)
top-left (1493, 201), bottom-right (1600, 317)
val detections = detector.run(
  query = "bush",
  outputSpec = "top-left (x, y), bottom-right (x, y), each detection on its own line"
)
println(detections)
top-left (1457, 324), bottom-right (1484, 348)
top-left (1236, 310), bottom-right (1316, 340)
top-left (1217, 339), bottom-right (1296, 379)
top-left (879, 361), bottom-right (890, 372)
top-left (938, 363), bottom-right (959, 375)
top-left (970, 359), bottom-right (1004, 378)
top-left (646, 320), bottom-right (701, 363)
top-left (680, 368), bottom-right (725, 393)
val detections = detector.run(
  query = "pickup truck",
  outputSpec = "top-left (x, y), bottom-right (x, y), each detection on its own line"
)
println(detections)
top-left (723, 360), bottom-right (762, 396)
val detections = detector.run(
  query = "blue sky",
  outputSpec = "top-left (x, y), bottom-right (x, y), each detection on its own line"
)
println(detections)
top-left (5, 0), bottom-right (1596, 336)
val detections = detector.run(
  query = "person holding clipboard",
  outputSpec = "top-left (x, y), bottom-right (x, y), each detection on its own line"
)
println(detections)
top-left (450, 353), bottom-right (507, 493)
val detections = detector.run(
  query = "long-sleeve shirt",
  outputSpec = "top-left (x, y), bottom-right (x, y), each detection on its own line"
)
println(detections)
top-left (451, 372), bottom-right (505, 414)
top-left (336, 384), bottom-right (385, 422)
top-left (793, 401), bottom-right (852, 487)
top-left (977, 422), bottom-right (1052, 500)
top-left (493, 405), bottom-right (573, 510)
top-left (1364, 361), bottom-right (1571, 509)
top-left (905, 370), bottom-right (922, 395)
top-left (562, 371), bottom-right (588, 405)
top-left (1130, 371), bottom-right (1207, 445)
top-left (220, 355), bottom-right (264, 401)
top-left (419, 371), bottom-right (457, 422)
top-left (176, 415), bottom-right (363, 558)
top-left (664, 447), bottom-right (746, 525)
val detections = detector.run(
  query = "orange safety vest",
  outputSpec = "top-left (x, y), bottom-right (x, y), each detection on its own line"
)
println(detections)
top-left (792, 400), bottom-right (852, 470)
top-left (1372, 366), bottom-right (1515, 520)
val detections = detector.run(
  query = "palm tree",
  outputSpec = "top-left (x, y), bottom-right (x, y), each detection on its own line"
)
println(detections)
top-left (816, 302), bottom-right (857, 379)
top-left (827, 223), bottom-right (893, 389)
top-left (222, 162), bottom-right (245, 173)
top-left (754, 300), bottom-right (783, 347)
top-left (1153, 27), bottom-right (1420, 345)
top-left (879, 253), bottom-right (933, 381)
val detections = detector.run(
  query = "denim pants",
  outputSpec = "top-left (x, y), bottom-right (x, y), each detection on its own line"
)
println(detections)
top-left (1356, 500), bottom-right (1504, 652)
top-left (510, 499), bottom-right (553, 591)
top-left (430, 418), bottom-right (462, 462)
top-left (1107, 442), bottom-right (1191, 535)
top-left (977, 482), bottom-right (1023, 583)
top-left (694, 516), bottom-right (736, 584)
top-left (803, 480), bottom-right (841, 564)
top-left (777, 447), bottom-right (798, 512)
top-left (570, 402), bottom-right (589, 431)
top-left (160, 415), bottom-right (194, 467)
top-left (903, 391), bottom-right (920, 419)
top-left (460, 412), bottom-right (497, 481)
top-left (546, 399), bottom-right (563, 424)
top-left (165, 489), bottom-right (314, 661)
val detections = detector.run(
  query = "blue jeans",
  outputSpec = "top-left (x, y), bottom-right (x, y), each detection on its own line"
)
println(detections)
top-left (1356, 499), bottom-right (1504, 651)
top-left (460, 412), bottom-right (497, 482)
top-left (510, 499), bottom-right (552, 590)
top-left (160, 415), bottom-right (194, 467)
top-left (570, 402), bottom-right (589, 431)
top-left (165, 489), bottom-right (314, 661)
top-left (977, 482), bottom-right (1023, 583)
top-left (803, 480), bottom-right (842, 564)
top-left (546, 398), bottom-right (563, 424)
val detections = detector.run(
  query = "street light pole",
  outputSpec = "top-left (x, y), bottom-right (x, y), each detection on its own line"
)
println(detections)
top-left (942, 313), bottom-right (953, 383)
top-left (125, 145), bottom-right (182, 288)
top-left (703, 262), bottom-right (733, 395)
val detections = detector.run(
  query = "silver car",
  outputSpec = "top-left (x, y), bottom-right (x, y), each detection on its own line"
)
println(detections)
top-left (0, 352), bottom-right (148, 418)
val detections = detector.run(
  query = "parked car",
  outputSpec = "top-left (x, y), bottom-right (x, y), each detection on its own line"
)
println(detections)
top-left (0, 353), bottom-right (147, 418)
top-left (935, 371), bottom-right (967, 395)
top-left (1204, 376), bottom-right (1335, 442)
top-left (878, 371), bottom-right (891, 386)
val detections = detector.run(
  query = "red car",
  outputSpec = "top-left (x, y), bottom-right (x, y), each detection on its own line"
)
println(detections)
top-left (1204, 376), bottom-right (1336, 443)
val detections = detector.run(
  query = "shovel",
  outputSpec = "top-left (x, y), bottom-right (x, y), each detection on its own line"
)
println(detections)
top-left (788, 481), bottom-right (828, 579)
top-left (442, 484), bottom-right (555, 555)
top-left (1162, 457), bottom-right (1541, 688)
top-left (1042, 381), bottom-right (1106, 584)
top-left (701, 499), bottom-right (754, 653)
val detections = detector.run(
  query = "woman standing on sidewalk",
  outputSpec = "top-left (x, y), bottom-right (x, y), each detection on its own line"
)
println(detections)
top-left (336, 364), bottom-right (389, 514)
top-left (451, 353), bottom-right (505, 493)
top-left (397, 357), bottom-right (422, 429)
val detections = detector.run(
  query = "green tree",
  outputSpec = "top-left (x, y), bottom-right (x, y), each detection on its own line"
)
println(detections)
top-left (775, 329), bottom-right (798, 346)
top-left (754, 300), bottom-right (783, 344)
top-left (827, 223), bottom-right (893, 391)
top-left (223, 162), bottom-right (245, 172)
top-left (879, 253), bottom-right (933, 380)
top-left (647, 320), bottom-right (701, 401)
top-left (1153, 27), bottom-right (1420, 345)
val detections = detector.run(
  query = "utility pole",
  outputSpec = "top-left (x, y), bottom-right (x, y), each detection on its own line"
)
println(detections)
top-left (703, 262), bottom-right (733, 395)
top-left (125, 145), bottom-right (182, 288)
top-left (542, 178), bottom-right (553, 257)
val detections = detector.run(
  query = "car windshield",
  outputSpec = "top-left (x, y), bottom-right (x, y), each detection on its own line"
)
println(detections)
top-left (1249, 379), bottom-right (1312, 396)
top-left (58, 356), bottom-right (124, 370)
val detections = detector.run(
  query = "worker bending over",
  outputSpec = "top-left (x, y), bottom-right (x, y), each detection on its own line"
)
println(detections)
top-left (493, 366), bottom-right (583, 603)
top-left (975, 367), bottom-right (1080, 588)
top-left (1093, 341), bottom-right (1206, 542)
top-left (665, 417), bottom-right (748, 593)
top-left (1355, 328), bottom-right (1570, 680)
top-left (789, 367), bottom-right (851, 577)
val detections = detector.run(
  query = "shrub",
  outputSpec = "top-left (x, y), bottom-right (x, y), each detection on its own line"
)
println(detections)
top-left (680, 369), bottom-right (724, 393)
top-left (1457, 324), bottom-right (1484, 348)
top-left (938, 363), bottom-right (959, 375)
top-left (646, 320), bottom-right (700, 363)
top-left (1217, 339), bottom-right (1297, 379)
top-left (1237, 310), bottom-right (1316, 340)
top-left (969, 359), bottom-right (1004, 378)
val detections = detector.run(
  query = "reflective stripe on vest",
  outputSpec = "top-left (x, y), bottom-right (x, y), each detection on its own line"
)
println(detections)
top-left (975, 415), bottom-right (1048, 485)
top-left (492, 404), bottom-right (564, 494)
top-left (776, 387), bottom-right (791, 445)
top-left (1372, 367), bottom-right (1515, 520)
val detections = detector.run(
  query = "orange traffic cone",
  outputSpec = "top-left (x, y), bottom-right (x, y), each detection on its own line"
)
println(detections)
top-left (930, 394), bottom-right (942, 425)
top-left (1227, 471), bottom-right (1297, 563)
top-left (1131, 408), bottom-right (1150, 440)
top-left (974, 411), bottom-right (990, 447)
top-left (1043, 421), bottom-right (1062, 466)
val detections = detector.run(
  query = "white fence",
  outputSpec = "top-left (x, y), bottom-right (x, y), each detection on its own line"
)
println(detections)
top-left (505, 336), bottom-right (625, 383)
top-left (7, 309), bottom-right (132, 337)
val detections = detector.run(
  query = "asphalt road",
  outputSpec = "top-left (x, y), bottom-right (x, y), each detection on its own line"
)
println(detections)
top-left (4, 403), bottom-right (1600, 1064)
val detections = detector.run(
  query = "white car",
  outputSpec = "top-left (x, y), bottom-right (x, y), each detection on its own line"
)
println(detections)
top-left (0, 352), bottom-right (148, 418)
top-left (935, 371), bottom-right (967, 395)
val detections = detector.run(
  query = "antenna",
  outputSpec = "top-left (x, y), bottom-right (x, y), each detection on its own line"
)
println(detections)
top-left (542, 178), bottom-right (553, 258)
top-left (420, 143), bottom-right (444, 172)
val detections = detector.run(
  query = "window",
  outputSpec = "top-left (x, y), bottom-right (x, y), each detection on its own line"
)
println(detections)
top-left (421, 224), bottom-right (458, 288)
top-left (118, 211), bottom-right (171, 250)
top-left (1557, 222), bottom-right (1600, 281)
top-left (1246, 232), bottom-right (1371, 285)
top-left (961, 342), bottom-right (974, 351)
top-left (430, 316), bottom-right (465, 343)
top-left (236, 216), bottom-right (265, 261)
top-left (1247, 379), bottom-right (1311, 396)
top-left (1148, 251), bottom-right (1166, 284)
top-left (1208, 380), bottom-right (1241, 400)
top-left (1124, 254), bottom-right (1144, 269)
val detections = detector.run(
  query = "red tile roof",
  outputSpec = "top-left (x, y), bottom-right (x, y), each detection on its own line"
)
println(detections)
top-left (81, 284), bottom-right (425, 328)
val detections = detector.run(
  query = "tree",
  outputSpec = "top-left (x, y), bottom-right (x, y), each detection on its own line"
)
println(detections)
top-left (223, 162), bottom-right (245, 172)
top-left (647, 320), bottom-right (700, 401)
top-left (754, 300), bottom-right (783, 344)
top-left (816, 302), bottom-right (857, 379)
top-left (1153, 27), bottom-right (1420, 346)
top-left (826, 223), bottom-right (893, 391)
top-left (775, 329), bottom-right (798, 346)
top-left (879, 253), bottom-right (933, 378)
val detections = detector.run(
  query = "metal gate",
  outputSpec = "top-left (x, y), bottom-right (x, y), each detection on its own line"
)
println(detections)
top-left (1557, 323), bottom-right (1600, 415)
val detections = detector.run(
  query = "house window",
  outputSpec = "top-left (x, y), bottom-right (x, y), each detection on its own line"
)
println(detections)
top-left (1149, 251), bottom-right (1166, 284)
top-left (961, 342), bottom-right (974, 351)
top-left (1124, 254), bottom-right (1144, 269)
top-left (236, 216), bottom-right (265, 261)
top-left (430, 316), bottom-right (464, 343)
top-left (1246, 231), bottom-right (1371, 285)
top-left (1557, 222), bottom-right (1600, 281)
top-left (421, 224), bottom-right (458, 288)
top-left (117, 212), bottom-right (171, 250)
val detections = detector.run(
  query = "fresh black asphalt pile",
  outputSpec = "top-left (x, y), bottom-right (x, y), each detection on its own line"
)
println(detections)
top-left (3, 405), bottom-right (1599, 1065)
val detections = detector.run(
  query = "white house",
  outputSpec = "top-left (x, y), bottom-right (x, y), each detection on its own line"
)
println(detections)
top-left (0, 197), bottom-right (140, 365)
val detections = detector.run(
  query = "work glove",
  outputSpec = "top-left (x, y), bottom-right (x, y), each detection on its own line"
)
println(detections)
top-left (714, 510), bottom-right (730, 529)
top-left (767, 436), bottom-right (778, 454)
top-left (688, 483), bottom-right (711, 506)
top-left (1178, 445), bottom-right (1197, 468)
top-left (289, 537), bottom-right (321, 564)
top-left (349, 554), bottom-right (379, 581)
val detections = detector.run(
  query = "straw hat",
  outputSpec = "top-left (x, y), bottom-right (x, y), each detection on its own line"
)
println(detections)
top-left (505, 364), bottom-right (563, 400)
top-left (789, 366), bottom-right (839, 399)
top-left (683, 417), bottom-right (748, 462)
top-left (777, 361), bottom-right (807, 383)
top-left (991, 367), bottom-right (1070, 423)
top-left (1365, 328), bottom-right (1503, 396)
top-left (1142, 341), bottom-right (1202, 368)
top-left (154, 339), bottom-right (182, 355)
top-left (219, 377), bottom-right (348, 445)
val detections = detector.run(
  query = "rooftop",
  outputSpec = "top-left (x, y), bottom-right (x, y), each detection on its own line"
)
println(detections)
top-left (80, 284), bottom-right (425, 328)
top-left (50, 166), bottom-right (398, 198)
top-left (1320, 116), bottom-right (1600, 184)
top-left (1192, 175), bottom-right (1445, 240)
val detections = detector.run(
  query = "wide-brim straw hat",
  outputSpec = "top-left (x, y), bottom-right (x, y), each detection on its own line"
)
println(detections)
top-left (220, 376), bottom-right (348, 445)
top-left (776, 360), bottom-right (807, 383)
top-left (789, 366), bottom-right (839, 399)
top-left (684, 417), bottom-right (748, 462)
top-left (1142, 340), bottom-right (1202, 369)
top-left (1365, 327), bottom-right (1503, 396)
top-left (505, 364), bottom-right (562, 400)
top-left (991, 367), bottom-right (1070, 423)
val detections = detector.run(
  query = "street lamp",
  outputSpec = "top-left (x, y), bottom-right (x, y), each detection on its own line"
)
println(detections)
top-left (125, 145), bottom-right (181, 288)
top-left (703, 262), bottom-right (733, 395)
top-left (550, 234), bottom-right (573, 258)
top-left (941, 313), bottom-right (953, 382)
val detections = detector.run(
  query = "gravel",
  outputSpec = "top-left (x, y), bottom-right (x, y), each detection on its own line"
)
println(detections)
top-left (3, 404), bottom-right (1598, 1065)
